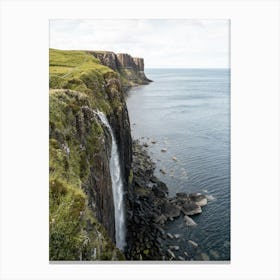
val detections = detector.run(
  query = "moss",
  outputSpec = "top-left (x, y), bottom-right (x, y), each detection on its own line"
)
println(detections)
top-left (143, 249), bottom-right (149, 256)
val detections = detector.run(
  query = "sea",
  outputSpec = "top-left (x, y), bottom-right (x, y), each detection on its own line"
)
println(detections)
top-left (126, 68), bottom-right (230, 261)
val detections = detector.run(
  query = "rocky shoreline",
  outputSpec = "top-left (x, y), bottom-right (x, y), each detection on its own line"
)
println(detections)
top-left (125, 140), bottom-right (212, 261)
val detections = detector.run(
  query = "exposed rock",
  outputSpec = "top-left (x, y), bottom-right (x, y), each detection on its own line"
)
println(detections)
top-left (167, 249), bottom-right (175, 259)
top-left (161, 148), bottom-right (167, 152)
top-left (184, 215), bottom-right (197, 226)
top-left (162, 200), bottom-right (181, 219)
top-left (184, 251), bottom-right (189, 257)
top-left (178, 256), bottom-right (185, 261)
top-left (189, 193), bottom-right (208, 206)
top-left (200, 253), bottom-right (210, 261)
top-left (169, 245), bottom-right (180, 251)
top-left (188, 240), bottom-right (198, 248)
top-left (205, 194), bottom-right (216, 202)
top-left (154, 214), bottom-right (167, 225)
top-left (209, 249), bottom-right (219, 259)
top-left (126, 141), bottom-right (211, 260)
top-left (167, 233), bottom-right (174, 239)
top-left (181, 201), bottom-right (202, 216)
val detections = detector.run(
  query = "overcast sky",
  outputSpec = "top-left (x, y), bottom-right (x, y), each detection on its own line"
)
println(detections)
top-left (50, 19), bottom-right (229, 68)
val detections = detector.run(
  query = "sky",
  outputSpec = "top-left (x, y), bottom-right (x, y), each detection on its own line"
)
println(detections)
top-left (50, 19), bottom-right (230, 68)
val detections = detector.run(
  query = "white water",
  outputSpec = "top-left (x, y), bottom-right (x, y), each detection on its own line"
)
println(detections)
top-left (95, 111), bottom-right (126, 250)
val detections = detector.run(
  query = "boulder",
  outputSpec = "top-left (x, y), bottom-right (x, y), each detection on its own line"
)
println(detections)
top-left (209, 249), bottom-right (219, 259)
top-left (188, 240), bottom-right (198, 248)
top-left (169, 245), bottom-right (179, 251)
top-left (167, 233), bottom-right (174, 239)
top-left (183, 251), bottom-right (189, 257)
top-left (205, 194), bottom-right (216, 202)
top-left (152, 181), bottom-right (168, 198)
top-left (184, 215), bottom-right (197, 226)
top-left (200, 253), bottom-right (210, 261)
top-left (181, 201), bottom-right (202, 216)
top-left (189, 193), bottom-right (208, 207)
top-left (154, 214), bottom-right (167, 225)
top-left (162, 200), bottom-right (181, 219)
top-left (167, 249), bottom-right (175, 259)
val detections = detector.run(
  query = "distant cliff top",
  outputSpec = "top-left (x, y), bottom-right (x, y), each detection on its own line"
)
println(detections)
top-left (87, 50), bottom-right (152, 85)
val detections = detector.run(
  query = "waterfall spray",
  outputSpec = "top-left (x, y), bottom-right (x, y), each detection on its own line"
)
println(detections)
top-left (95, 111), bottom-right (126, 250)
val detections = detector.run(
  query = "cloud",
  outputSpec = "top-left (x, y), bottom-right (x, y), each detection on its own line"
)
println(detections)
top-left (50, 19), bottom-right (229, 68)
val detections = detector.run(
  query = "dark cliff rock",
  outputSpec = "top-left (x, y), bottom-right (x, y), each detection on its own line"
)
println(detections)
top-left (89, 51), bottom-right (152, 86)
top-left (87, 51), bottom-right (119, 71)
top-left (117, 53), bottom-right (135, 68)
top-left (133, 57), bottom-right (144, 71)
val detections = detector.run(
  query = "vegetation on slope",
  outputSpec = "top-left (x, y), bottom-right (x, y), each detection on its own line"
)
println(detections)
top-left (49, 49), bottom-right (125, 260)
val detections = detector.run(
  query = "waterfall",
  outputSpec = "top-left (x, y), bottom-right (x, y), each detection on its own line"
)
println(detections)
top-left (95, 110), bottom-right (126, 250)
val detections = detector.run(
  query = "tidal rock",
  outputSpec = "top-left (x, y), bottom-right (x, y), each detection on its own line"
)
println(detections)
top-left (172, 156), bottom-right (178, 161)
top-left (151, 140), bottom-right (157, 144)
top-left (189, 193), bottom-right (208, 207)
top-left (188, 240), bottom-right (198, 248)
top-left (184, 251), bottom-right (189, 257)
top-left (161, 148), bottom-right (167, 152)
top-left (200, 253), bottom-right (210, 261)
top-left (152, 181), bottom-right (168, 198)
top-left (176, 192), bottom-right (189, 200)
top-left (167, 249), bottom-right (175, 259)
top-left (205, 194), bottom-right (215, 202)
top-left (184, 215), bottom-right (197, 226)
top-left (153, 224), bottom-right (165, 236)
top-left (178, 256), bottom-right (185, 261)
top-left (174, 234), bottom-right (181, 239)
top-left (181, 201), bottom-right (202, 216)
top-left (209, 249), bottom-right (219, 259)
top-left (162, 201), bottom-right (181, 219)
top-left (167, 233), bottom-right (174, 239)
top-left (154, 214), bottom-right (167, 225)
top-left (159, 169), bottom-right (166, 174)
top-left (169, 245), bottom-right (179, 251)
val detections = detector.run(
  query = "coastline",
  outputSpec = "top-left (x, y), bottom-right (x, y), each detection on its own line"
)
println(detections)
top-left (125, 140), bottom-right (211, 260)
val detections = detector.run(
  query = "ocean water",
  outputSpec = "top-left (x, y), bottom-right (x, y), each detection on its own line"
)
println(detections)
top-left (126, 68), bottom-right (230, 261)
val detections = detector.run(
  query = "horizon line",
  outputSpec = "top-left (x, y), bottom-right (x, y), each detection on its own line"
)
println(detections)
top-left (145, 67), bottom-right (230, 69)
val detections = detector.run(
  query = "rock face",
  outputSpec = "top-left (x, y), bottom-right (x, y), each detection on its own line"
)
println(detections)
top-left (117, 53), bottom-right (135, 68)
top-left (89, 51), bottom-right (152, 86)
top-left (133, 57), bottom-right (144, 71)
top-left (91, 51), bottom-right (119, 71)
top-left (49, 49), bottom-right (138, 260)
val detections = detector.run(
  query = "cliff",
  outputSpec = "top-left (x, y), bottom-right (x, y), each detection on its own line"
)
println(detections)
top-left (88, 51), bottom-right (152, 89)
top-left (49, 48), bottom-right (152, 260)
top-left (49, 49), bottom-right (126, 260)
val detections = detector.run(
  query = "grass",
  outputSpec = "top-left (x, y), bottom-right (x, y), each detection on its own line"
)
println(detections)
top-left (49, 49), bottom-right (127, 260)
top-left (49, 49), bottom-right (116, 93)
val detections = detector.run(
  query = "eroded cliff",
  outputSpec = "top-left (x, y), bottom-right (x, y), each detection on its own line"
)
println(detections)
top-left (49, 48), bottom-right (151, 260)
top-left (89, 51), bottom-right (152, 89)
